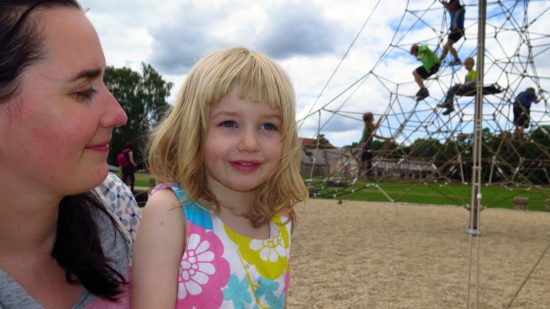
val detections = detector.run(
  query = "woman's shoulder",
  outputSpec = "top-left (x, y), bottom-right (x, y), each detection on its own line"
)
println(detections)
top-left (94, 173), bottom-right (141, 242)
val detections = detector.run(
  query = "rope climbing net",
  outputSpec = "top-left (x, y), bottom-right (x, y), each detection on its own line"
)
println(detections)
top-left (299, 0), bottom-right (550, 206)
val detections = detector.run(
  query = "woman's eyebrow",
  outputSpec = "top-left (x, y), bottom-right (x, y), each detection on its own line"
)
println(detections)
top-left (68, 68), bottom-right (102, 82)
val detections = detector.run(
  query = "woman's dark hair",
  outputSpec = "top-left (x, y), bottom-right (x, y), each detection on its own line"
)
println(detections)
top-left (53, 193), bottom-right (126, 300)
top-left (0, 0), bottom-right (126, 300)
top-left (0, 0), bottom-right (80, 101)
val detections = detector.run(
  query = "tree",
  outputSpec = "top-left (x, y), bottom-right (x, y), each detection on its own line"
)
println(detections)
top-left (316, 134), bottom-right (330, 146)
top-left (105, 63), bottom-right (173, 168)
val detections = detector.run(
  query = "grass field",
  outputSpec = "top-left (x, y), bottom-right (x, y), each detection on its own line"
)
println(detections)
top-left (307, 179), bottom-right (550, 211)
top-left (135, 172), bottom-right (155, 187)
top-left (134, 173), bottom-right (550, 211)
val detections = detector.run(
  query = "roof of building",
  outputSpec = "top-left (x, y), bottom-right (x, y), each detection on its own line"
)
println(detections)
top-left (300, 137), bottom-right (336, 149)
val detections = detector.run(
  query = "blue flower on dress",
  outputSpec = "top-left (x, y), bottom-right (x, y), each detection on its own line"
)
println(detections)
top-left (223, 275), bottom-right (252, 308)
top-left (256, 276), bottom-right (284, 308)
top-left (266, 292), bottom-right (284, 309)
top-left (255, 276), bottom-right (278, 298)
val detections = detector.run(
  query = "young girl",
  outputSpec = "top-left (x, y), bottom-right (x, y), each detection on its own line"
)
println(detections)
top-left (357, 112), bottom-right (391, 179)
top-left (132, 47), bottom-right (309, 308)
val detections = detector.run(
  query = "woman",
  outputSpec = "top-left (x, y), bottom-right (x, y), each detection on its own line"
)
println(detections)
top-left (0, 1), bottom-right (140, 307)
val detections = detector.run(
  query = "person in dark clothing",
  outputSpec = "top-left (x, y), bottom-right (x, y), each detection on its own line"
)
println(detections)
top-left (440, 0), bottom-right (465, 66)
top-left (513, 87), bottom-right (542, 136)
top-left (119, 141), bottom-right (137, 192)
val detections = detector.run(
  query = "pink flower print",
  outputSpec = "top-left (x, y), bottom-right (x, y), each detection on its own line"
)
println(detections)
top-left (177, 227), bottom-right (230, 308)
top-left (283, 271), bottom-right (290, 294)
top-left (178, 233), bottom-right (215, 298)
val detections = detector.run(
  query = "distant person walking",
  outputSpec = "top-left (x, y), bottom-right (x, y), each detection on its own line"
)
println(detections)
top-left (117, 141), bottom-right (137, 192)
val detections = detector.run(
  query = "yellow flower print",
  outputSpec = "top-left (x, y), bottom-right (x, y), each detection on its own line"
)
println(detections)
top-left (225, 216), bottom-right (290, 279)
top-left (249, 235), bottom-right (286, 262)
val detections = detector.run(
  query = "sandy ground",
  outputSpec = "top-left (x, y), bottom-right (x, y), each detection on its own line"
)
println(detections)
top-left (287, 199), bottom-right (550, 308)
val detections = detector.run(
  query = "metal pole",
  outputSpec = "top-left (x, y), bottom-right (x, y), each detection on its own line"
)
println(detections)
top-left (469, 0), bottom-right (485, 238)
top-left (467, 1), bottom-right (486, 308)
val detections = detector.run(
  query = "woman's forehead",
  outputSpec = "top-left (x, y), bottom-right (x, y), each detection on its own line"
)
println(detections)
top-left (33, 8), bottom-right (105, 81)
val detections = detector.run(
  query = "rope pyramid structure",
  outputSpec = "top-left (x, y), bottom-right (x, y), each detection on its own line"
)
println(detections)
top-left (300, 0), bottom-right (550, 208)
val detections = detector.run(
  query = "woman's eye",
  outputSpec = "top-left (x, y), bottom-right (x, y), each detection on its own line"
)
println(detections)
top-left (219, 120), bottom-right (237, 128)
top-left (261, 123), bottom-right (278, 131)
top-left (74, 88), bottom-right (97, 101)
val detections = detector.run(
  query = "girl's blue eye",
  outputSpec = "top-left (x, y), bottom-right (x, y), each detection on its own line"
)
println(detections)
top-left (74, 88), bottom-right (97, 101)
top-left (261, 123), bottom-right (278, 131)
top-left (219, 120), bottom-right (237, 128)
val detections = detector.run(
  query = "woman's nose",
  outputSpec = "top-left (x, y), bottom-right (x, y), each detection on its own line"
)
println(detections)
top-left (100, 88), bottom-right (127, 128)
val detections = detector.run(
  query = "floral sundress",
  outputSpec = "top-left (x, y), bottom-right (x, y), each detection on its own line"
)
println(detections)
top-left (156, 183), bottom-right (291, 309)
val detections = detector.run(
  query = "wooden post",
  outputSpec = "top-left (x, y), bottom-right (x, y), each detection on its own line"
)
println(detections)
top-left (513, 197), bottom-right (528, 211)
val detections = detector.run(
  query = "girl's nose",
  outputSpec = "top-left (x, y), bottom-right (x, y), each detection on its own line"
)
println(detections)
top-left (237, 129), bottom-right (260, 152)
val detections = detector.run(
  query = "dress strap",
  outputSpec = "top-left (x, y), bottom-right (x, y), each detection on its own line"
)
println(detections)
top-left (153, 182), bottom-right (214, 230)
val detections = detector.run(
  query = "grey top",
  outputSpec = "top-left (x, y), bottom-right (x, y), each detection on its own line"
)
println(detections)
top-left (0, 173), bottom-right (140, 309)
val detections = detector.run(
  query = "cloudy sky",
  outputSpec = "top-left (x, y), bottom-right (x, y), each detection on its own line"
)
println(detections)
top-left (81, 0), bottom-right (550, 147)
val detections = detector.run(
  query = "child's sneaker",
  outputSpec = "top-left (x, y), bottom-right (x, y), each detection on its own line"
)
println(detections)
top-left (449, 59), bottom-right (462, 66)
top-left (416, 87), bottom-right (429, 101)
top-left (442, 106), bottom-right (455, 115)
top-left (416, 87), bottom-right (427, 96)
top-left (437, 98), bottom-right (453, 108)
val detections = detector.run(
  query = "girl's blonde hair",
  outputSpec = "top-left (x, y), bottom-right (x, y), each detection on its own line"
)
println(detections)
top-left (147, 47), bottom-right (308, 227)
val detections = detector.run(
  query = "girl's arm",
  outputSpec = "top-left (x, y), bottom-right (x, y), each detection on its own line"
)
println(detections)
top-left (374, 117), bottom-right (390, 141)
top-left (131, 189), bottom-right (185, 309)
top-left (373, 133), bottom-right (391, 141)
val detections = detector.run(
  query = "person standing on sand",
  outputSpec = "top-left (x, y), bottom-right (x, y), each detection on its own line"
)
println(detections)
top-left (356, 112), bottom-right (391, 180)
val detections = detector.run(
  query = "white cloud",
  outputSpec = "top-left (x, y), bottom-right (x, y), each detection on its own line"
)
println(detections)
top-left (82, 0), bottom-right (550, 147)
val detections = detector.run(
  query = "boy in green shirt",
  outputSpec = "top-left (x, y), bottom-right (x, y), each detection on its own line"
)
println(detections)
top-left (437, 57), bottom-right (476, 115)
top-left (410, 44), bottom-right (441, 101)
